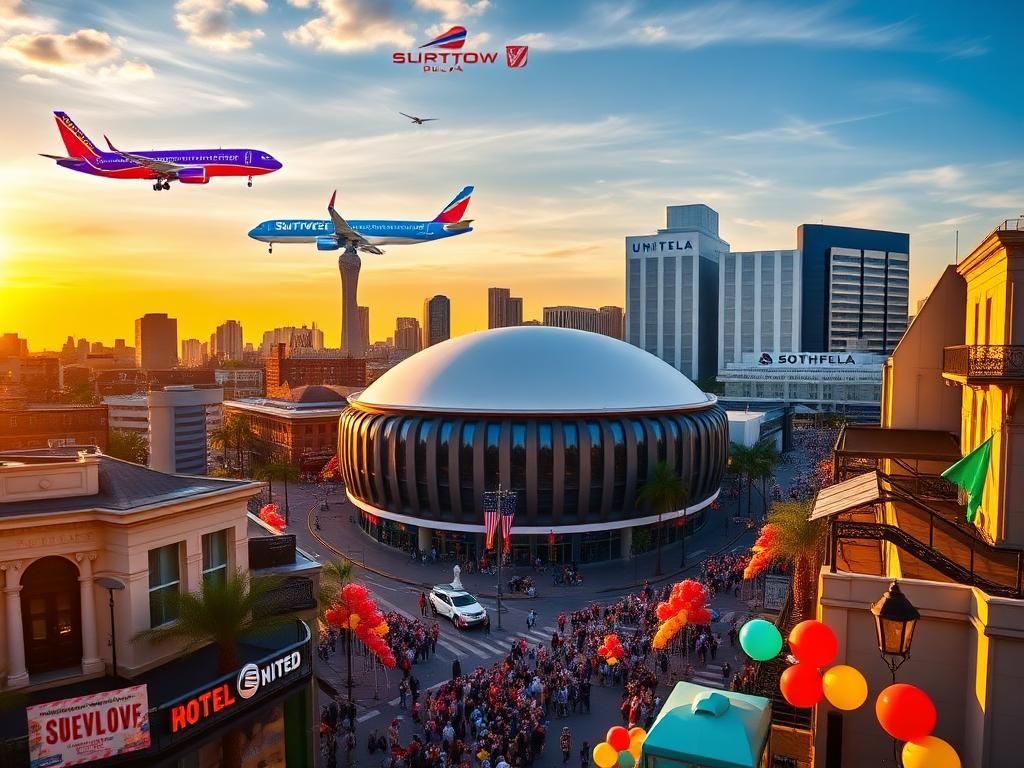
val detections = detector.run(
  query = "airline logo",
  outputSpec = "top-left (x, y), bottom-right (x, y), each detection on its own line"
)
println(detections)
top-left (420, 26), bottom-right (466, 49)
top-left (393, 26), bottom-right (528, 72)
top-left (506, 45), bottom-right (528, 69)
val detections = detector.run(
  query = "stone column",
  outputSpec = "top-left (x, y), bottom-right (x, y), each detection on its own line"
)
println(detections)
top-left (620, 527), bottom-right (633, 560)
top-left (2, 562), bottom-right (29, 688)
top-left (76, 553), bottom-right (103, 674)
top-left (418, 525), bottom-right (432, 555)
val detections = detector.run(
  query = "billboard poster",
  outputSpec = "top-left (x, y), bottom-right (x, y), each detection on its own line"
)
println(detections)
top-left (27, 685), bottom-right (151, 767)
top-left (763, 574), bottom-right (792, 612)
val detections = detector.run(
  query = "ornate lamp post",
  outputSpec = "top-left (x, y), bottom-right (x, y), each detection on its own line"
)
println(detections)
top-left (871, 580), bottom-right (920, 683)
top-left (96, 577), bottom-right (125, 677)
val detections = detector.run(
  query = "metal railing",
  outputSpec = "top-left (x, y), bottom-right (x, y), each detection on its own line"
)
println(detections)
top-left (993, 218), bottom-right (1024, 234)
top-left (943, 345), bottom-right (1024, 380)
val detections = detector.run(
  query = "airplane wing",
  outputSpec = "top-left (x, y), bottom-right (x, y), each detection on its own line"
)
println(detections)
top-left (399, 112), bottom-right (416, 121)
top-left (104, 135), bottom-right (184, 176)
top-left (327, 191), bottom-right (385, 255)
top-left (419, 118), bottom-right (437, 122)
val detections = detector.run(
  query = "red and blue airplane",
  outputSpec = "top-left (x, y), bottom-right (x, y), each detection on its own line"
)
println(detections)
top-left (40, 111), bottom-right (282, 191)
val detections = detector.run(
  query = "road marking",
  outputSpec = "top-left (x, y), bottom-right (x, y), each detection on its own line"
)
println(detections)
top-left (690, 549), bottom-right (707, 560)
top-left (357, 709), bottom-right (380, 723)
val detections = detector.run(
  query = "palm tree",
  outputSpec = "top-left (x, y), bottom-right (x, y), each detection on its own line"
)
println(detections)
top-left (319, 558), bottom-right (354, 622)
top-left (729, 442), bottom-right (756, 517)
top-left (635, 461), bottom-right (690, 577)
top-left (106, 429), bottom-right (149, 464)
top-left (751, 442), bottom-right (781, 519)
top-left (134, 571), bottom-right (286, 768)
top-left (227, 415), bottom-right (258, 476)
top-left (256, 458), bottom-right (300, 523)
top-left (757, 501), bottom-right (826, 619)
top-left (209, 423), bottom-right (232, 471)
top-left (252, 462), bottom-right (275, 507)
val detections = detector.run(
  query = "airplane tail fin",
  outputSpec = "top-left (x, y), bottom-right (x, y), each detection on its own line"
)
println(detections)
top-left (432, 186), bottom-right (473, 223)
top-left (53, 111), bottom-right (99, 159)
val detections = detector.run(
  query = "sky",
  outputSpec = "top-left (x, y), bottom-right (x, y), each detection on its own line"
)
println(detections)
top-left (0, 0), bottom-right (1022, 351)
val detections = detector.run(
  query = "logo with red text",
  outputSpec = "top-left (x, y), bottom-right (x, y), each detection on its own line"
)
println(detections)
top-left (393, 26), bottom-right (528, 72)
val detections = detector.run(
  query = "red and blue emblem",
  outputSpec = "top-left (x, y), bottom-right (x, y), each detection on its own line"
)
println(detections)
top-left (420, 25), bottom-right (467, 49)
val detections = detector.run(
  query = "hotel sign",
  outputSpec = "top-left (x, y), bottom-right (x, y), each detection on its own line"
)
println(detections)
top-left (753, 352), bottom-right (883, 368)
top-left (27, 685), bottom-right (150, 767)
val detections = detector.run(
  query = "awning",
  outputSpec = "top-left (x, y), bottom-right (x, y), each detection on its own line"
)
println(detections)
top-left (810, 471), bottom-right (882, 521)
top-left (834, 426), bottom-right (961, 463)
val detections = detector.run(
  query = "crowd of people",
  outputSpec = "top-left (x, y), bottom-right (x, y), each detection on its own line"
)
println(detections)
top-left (698, 554), bottom-right (749, 599)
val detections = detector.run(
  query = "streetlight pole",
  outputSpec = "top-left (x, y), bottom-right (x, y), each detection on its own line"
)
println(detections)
top-left (96, 577), bottom-right (125, 678)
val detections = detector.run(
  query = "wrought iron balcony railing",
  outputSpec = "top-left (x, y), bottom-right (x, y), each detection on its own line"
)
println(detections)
top-left (943, 345), bottom-right (1024, 381)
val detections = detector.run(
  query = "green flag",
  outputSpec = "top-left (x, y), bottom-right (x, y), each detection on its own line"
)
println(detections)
top-left (942, 436), bottom-right (993, 523)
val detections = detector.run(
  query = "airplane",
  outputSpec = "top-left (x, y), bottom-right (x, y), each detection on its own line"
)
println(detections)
top-left (248, 186), bottom-right (474, 255)
top-left (40, 111), bottom-right (282, 191)
top-left (400, 112), bottom-right (437, 125)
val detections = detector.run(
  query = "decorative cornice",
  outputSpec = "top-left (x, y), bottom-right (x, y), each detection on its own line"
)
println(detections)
top-left (75, 552), bottom-right (98, 563)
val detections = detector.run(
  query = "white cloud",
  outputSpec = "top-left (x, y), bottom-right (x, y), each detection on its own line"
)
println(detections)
top-left (17, 72), bottom-right (53, 84)
top-left (285, 0), bottom-right (414, 53)
top-left (0, 0), bottom-right (53, 33)
top-left (2, 28), bottom-right (119, 68)
top-left (413, 0), bottom-right (490, 22)
top-left (175, 0), bottom-right (267, 51)
top-left (98, 59), bottom-right (155, 80)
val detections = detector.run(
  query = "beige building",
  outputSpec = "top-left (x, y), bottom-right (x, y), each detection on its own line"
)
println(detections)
top-left (811, 220), bottom-right (1024, 767)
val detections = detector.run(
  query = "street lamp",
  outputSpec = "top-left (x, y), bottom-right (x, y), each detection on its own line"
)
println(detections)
top-left (871, 580), bottom-right (919, 682)
top-left (96, 577), bottom-right (125, 678)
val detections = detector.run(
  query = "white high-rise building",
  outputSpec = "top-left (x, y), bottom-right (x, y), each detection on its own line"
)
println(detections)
top-left (210, 320), bottom-right (244, 362)
top-left (543, 306), bottom-right (600, 333)
top-left (625, 204), bottom-right (729, 381)
top-left (828, 248), bottom-right (910, 354)
top-left (147, 385), bottom-right (223, 475)
top-left (718, 250), bottom-right (802, 370)
top-left (180, 338), bottom-right (204, 368)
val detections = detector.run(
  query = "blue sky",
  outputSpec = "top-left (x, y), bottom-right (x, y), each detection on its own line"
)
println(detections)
top-left (1, 0), bottom-right (1022, 347)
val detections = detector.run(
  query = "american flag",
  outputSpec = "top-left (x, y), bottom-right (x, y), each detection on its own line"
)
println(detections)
top-left (483, 490), bottom-right (517, 551)
top-left (483, 492), bottom-right (500, 550)
top-left (500, 491), bottom-right (516, 553)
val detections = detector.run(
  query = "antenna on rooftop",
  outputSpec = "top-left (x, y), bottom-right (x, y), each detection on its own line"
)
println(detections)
top-left (955, 230), bottom-right (959, 265)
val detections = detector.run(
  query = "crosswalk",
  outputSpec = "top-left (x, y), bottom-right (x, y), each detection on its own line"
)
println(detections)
top-left (687, 663), bottom-right (729, 690)
top-left (370, 591), bottom-right (556, 662)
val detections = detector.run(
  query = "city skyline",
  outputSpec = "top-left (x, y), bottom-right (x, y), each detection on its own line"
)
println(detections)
top-left (2, 1), bottom-right (1022, 349)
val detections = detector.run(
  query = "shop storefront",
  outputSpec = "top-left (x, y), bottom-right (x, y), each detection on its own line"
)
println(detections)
top-left (358, 510), bottom-right (417, 551)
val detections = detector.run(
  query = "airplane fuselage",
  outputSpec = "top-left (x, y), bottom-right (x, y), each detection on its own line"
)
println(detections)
top-left (247, 219), bottom-right (472, 247)
top-left (57, 148), bottom-right (281, 180)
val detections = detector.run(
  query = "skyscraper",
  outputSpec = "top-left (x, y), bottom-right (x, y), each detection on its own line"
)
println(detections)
top-left (718, 250), bottom-right (802, 370)
top-left (339, 250), bottom-right (366, 357)
top-left (394, 317), bottom-right (422, 354)
top-left (259, 325), bottom-right (323, 356)
top-left (358, 306), bottom-right (370, 351)
top-left (135, 313), bottom-right (178, 369)
top-left (488, 287), bottom-right (523, 329)
top-left (0, 334), bottom-right (28, 358)
top-left (625, 204), bottom-right (729, 381)
top-left (543, 306), bottom-right (600, 333)
top-left (599, 306), bottom-right (624, 340)
top-left (211, 320), bottom-right (244, 362)
top-left (797, 224), bottom-right (910, 354)
top-left (423, 295), bottom-right (451, 347)
top-left (181, 338), bottom-right (203, 368)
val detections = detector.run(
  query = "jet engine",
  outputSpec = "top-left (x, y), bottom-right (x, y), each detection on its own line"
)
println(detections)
top-left (316, 236), bottom-right (340, 251)
top-left (177, 168), bottom-right (209, 184)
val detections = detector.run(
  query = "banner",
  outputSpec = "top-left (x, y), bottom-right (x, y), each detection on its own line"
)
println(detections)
top-left (27, 685), bottom-right (150, 767)
top-left (763, 574), bottom-right (792, 612)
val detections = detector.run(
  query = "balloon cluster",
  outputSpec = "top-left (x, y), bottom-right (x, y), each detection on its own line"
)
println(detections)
top-left (742, 523), bottom-right (778, 580)
top-left (771, 620), bottom-right (960, 768)
top-left (652, 580), bottom-right (711, 650)
top-left (258, 504), bottom-right (286, 532)
top-left (597, 634), bottom-right (625, 666)
top-left (592, 726), bottom-right (646, 768)
top-left (324, 583), bottom-right (396, 668)
top-left (319, 455), bottom-right (341, 483)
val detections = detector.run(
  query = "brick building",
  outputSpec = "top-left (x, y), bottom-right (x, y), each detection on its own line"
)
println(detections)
top-left (264, 344), bottom-right (366, 398)
top-left (0, 404), bottom-right (108, 451)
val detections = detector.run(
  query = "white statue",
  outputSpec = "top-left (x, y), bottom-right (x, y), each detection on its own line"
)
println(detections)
top-left (452, 564), bottom-right (463, 590)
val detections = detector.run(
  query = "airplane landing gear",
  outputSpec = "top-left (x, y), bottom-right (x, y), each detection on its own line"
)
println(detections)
top-left (152, 182), bottom-right (160, 191)
top-left (268, 244), bottom-right (273, 254)
top-left (152, 180), bottom-right (171, 191)
top-left (162, 181), bottom-right (170, 190)
top-left (247, 175), bottom-right (253, 188)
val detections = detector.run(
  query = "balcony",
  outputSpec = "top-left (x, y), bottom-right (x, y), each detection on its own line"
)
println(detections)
top-left (943, 344), bottom-right (1024, 383)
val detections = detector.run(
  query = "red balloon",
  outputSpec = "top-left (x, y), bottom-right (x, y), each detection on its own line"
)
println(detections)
top-left (606, 726), bottom-right (630, 752)
top-left (788, 620), bottom-right (838, 668)
top-left (779, 663), bottom-right (824, 708)
top-left (655, 603), bottom-right (676, 621)
top-left (875, 684), bottom-right (936, 742)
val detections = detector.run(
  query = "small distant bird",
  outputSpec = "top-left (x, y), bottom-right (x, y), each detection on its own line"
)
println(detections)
top-left (400, 112), bottom-right (437, 125)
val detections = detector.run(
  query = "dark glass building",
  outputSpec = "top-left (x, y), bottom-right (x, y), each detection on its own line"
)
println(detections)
top-left (339, 327), bottom-right (729, 563)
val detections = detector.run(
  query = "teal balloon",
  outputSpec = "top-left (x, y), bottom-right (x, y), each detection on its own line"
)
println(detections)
top-left (739, 618), bottom-right (783, 661)
top-left (617, 752), bottom-right (636, 768)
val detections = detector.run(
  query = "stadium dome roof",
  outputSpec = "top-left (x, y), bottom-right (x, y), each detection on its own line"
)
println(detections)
top-left (350, 326), bottom-right (715, 415)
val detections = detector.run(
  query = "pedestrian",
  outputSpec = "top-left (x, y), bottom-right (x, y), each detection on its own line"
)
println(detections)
top-left (410, 674), bottom-right (420, 701)
top-left (419, 592), bottom-right (428, 617)
top-left (483, 611), bottom-right (491, 634)
top-left (452, 657), bottom-right (462, 680)
top-left (560, 726), bottom-right (572, 764)
top-left (398, 676), bottom-right (409, 709)
top-left (431, 546), bottom-right (437, 562)
top-left (722, 661), bottom-right (732, 684)
top-left (580, 741), bottom-right (590, 768)
top-left (527, 609), bottom-right (537, 629)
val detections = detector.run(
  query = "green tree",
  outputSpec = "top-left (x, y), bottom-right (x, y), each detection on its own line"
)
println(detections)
top-left (750, 441), bottom-right (781, 518)
top-left (256, 458), bottom-right (299, 523)
top-left (106, 429), bottom-right (149, 465)
top-left (635, 461), bottom-right (690, 577)
top-left (209, 423), bottom-right (232, 471)
top-left (758, 501), bottom-right (826, 620)
top-left (134, 572), bottom-right (286, 768)
top-left (210, 415), bottom-right (259, 476)
top-left (318, 558), bottom-right (354, 623)
top-left (729, 442), bottom-right (757, 517)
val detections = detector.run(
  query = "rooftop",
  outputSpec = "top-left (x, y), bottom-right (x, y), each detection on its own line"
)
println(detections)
top-left (834, 425), bottom-right (961, 463)
top-left (351, 326), bottom-right (715, 415)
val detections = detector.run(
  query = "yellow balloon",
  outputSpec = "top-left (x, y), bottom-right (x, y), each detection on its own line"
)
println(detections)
top-left (822, 665), bottom-right (868, 711)
top-left (348, 614), bottom-right (361, 629)
top-left (607, 656), bottom-right (618, 665)
top-left (902, 737), bottom-right (961, 768)
top-left (628, 727), bottom-right (647, 741)
top-left (593, 742), bottom-right (617, 768)
top-left (374, 621), bottom-right (389, 636)
top-left (629, 740), bottom-right (642, 760)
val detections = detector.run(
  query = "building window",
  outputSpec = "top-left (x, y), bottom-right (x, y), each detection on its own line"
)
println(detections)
top-left (202, 530), bottom-right (228, 586)
top-left (149, 543), bottom-right (181, 627)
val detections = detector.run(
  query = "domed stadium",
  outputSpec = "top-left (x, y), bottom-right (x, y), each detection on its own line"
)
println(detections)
top-left (338, 326), bottom-right (728, 563)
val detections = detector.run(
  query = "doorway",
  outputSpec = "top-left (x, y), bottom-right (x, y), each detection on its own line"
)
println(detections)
top-left (21, 557), bottom-right (82, 675)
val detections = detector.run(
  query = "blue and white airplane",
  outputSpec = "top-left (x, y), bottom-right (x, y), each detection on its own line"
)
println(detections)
top-left (247, 186), bottom-right (474, 254)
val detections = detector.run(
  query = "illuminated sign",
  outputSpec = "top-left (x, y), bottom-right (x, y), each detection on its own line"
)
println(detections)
top-left (168, 649), bottom-right (304, 734)
top-left (759, 353), bottom-right (857, 366)
top-left (27, 685), bottom-right (150, 767)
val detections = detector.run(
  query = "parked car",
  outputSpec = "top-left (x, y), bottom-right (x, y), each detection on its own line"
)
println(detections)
top-left (429, 584), bottom-right (486, 629)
